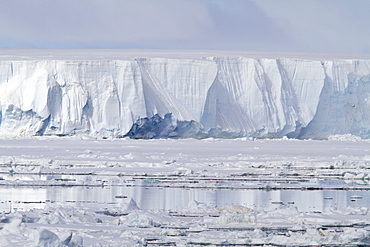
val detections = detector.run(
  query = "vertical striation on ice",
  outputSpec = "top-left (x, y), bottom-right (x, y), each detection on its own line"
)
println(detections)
top-left (0, 56), bottom-right (369, 138)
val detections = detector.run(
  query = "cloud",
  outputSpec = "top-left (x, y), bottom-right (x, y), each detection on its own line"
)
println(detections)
top-left (0, 0), bottom-right (369, 52)
top-left (201, 0), bottom-right (290, 50)
top-left (254, 0), bottom-right (370, 53)
top-left (0, 0), bottom-right (216, 48)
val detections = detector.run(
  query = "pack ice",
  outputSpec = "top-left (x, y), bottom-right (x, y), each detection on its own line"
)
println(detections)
top-left (1, 52), bottom-right (370, 139)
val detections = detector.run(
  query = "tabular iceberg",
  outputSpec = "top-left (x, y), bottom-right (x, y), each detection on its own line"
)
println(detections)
top-left (0, 52), bottom-right (369, 139)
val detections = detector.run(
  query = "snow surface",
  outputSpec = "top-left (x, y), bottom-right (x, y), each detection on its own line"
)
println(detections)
top-left (0, 137), bottom-right (370, 246)
top-left (1, 49), bottom-right (370, 139)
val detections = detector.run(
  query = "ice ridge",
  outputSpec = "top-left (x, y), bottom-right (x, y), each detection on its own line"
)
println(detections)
top-left (0, 56), bottom-right (370, 139)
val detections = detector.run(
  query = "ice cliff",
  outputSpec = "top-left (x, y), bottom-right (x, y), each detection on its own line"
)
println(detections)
top-left (0, 54), bottom-right (370, 139)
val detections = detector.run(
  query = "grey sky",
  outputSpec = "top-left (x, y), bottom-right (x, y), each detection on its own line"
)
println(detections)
top-left (0, 0), bottom-right (369, 53)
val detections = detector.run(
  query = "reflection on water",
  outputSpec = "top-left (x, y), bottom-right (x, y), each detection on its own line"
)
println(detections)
top-left (0, 175), bottom-right (369, 213)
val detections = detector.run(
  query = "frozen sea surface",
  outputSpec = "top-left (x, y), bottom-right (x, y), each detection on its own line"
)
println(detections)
top-left (0, 137), bottom-right (370, 246)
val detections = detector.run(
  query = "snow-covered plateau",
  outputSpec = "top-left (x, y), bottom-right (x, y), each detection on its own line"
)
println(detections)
top-left (1, 49), bottom-right (370, 139)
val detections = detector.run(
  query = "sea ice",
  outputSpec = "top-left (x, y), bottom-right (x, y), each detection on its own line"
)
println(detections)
top-left (0, 138), bottom-right (368, 245)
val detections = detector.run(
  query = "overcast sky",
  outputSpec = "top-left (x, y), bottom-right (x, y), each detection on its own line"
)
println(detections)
top-left (0, 0), bottom-right (369, 53)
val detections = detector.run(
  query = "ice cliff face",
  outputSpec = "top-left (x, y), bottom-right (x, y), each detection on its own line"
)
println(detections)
top-left (0, 55), bottom-right (370, 139)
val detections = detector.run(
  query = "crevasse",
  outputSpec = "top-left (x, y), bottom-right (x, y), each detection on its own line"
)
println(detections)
top-left (0, 57), bottom-right (369, 138)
